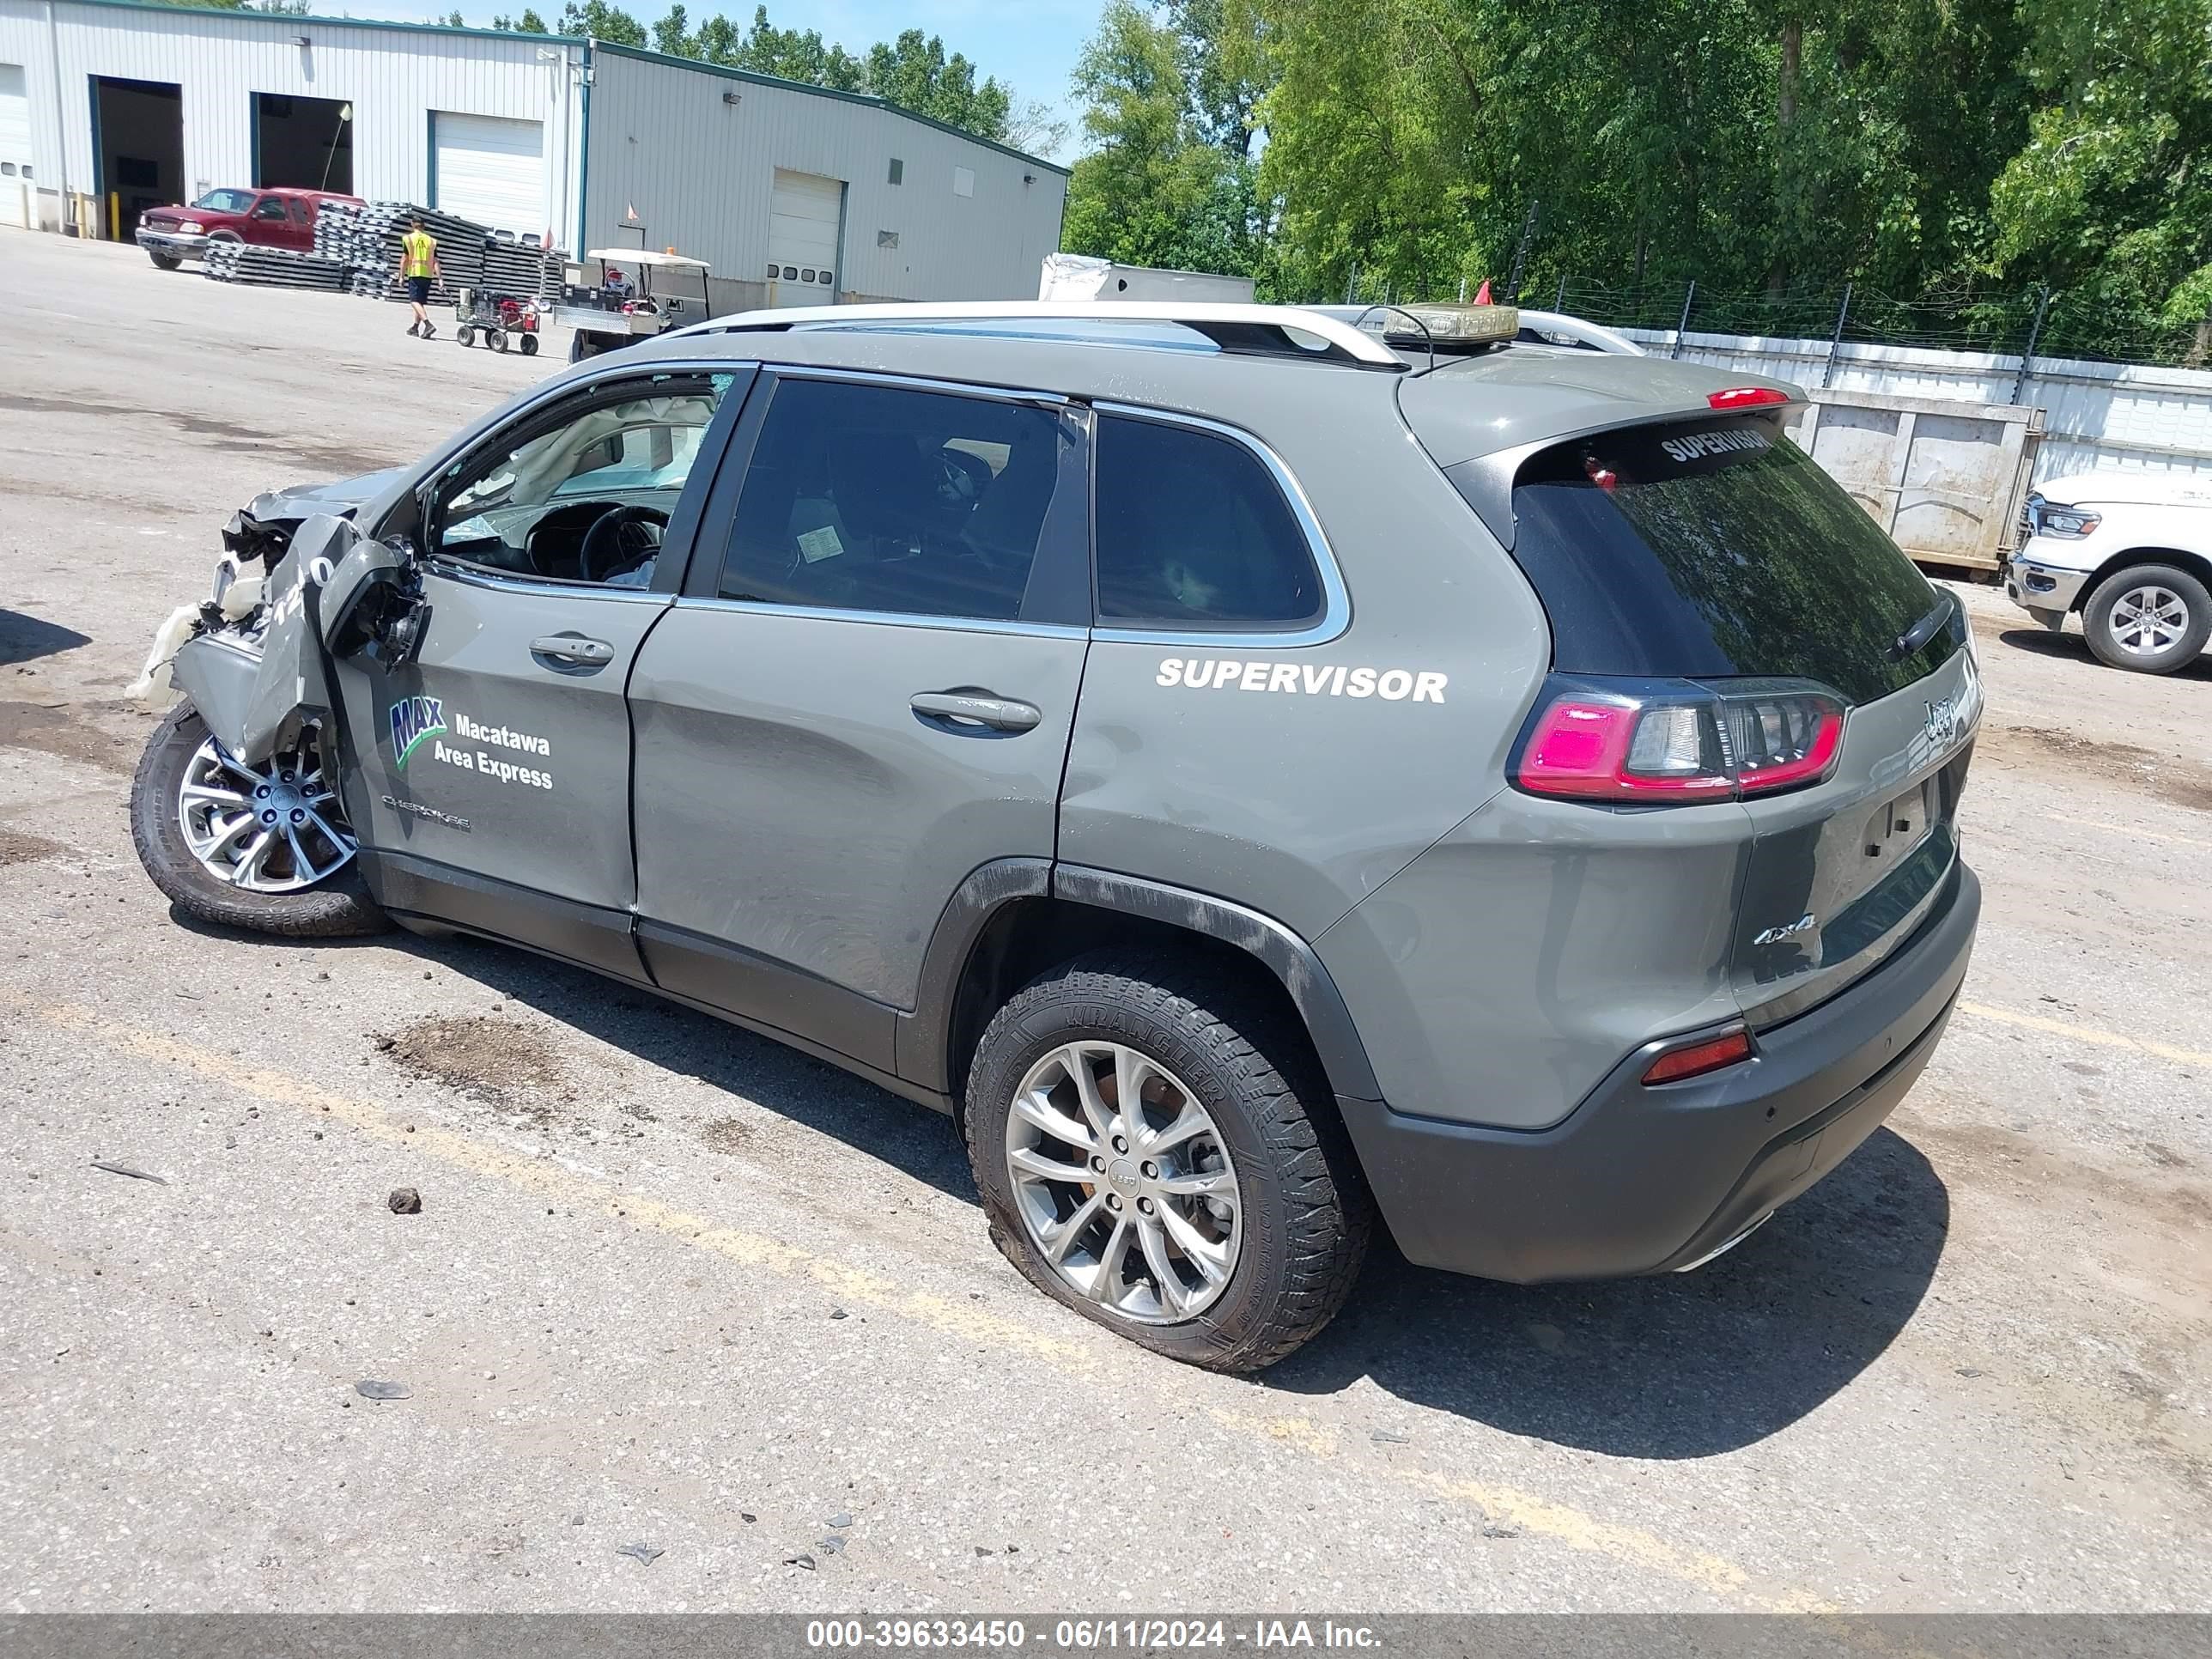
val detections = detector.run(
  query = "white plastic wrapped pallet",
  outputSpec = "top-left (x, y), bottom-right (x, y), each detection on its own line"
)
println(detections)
top-left (1036, 252), bottom-right (1255, 304)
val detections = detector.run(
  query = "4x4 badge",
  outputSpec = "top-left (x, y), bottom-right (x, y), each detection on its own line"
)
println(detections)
top-left (1753, 913), bottom-right (1816, 946)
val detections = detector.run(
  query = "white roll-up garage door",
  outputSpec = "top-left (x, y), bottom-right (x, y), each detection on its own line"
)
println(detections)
top-left (767, 168), bottom-right (843, 307)
top-left (0, 65), bottom-right (33, 229)
top-left (431, 111), bottom-right (544, 235)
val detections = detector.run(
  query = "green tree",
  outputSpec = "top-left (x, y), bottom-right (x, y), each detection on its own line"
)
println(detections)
top-left (865, 30), bottom-right (1012, 139)
top-left (1990, 0), bottom-right (2212, 336)
top-left (556, 0), bottom-right (647, 46)
top-left (1062, 0), bottom-right (1263, 276)
top-left (652, 2), bottom-right (690, 55)
top-left (490, 9), bottom-right (550, 29)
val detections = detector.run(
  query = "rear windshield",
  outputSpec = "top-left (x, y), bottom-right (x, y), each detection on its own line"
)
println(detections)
top-left (1495, 413), bottom-right (1959, 703)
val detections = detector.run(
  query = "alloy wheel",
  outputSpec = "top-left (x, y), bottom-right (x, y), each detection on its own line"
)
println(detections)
top-left (2110, 585), bottom-right (2190, 657)
top-left (176, 730), bottom-right (357, 894)
top-left (1004, 1042), bottom-right (1242, 1324)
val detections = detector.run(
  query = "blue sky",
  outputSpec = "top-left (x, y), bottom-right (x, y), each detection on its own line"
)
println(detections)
top-left (372, 0), bottom-right (1103, 159)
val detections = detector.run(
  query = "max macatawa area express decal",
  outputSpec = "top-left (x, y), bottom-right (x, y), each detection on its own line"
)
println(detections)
top-left (388, 698), bottom-right (556, 790)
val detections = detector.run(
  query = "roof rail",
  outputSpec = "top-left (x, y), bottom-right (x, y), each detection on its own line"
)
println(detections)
top-left (665, 301), bottom-right (1407, 369)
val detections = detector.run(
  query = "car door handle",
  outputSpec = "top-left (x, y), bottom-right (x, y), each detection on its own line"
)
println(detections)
top-left (910, 690), bottom-right (1042, 733)
top-left (531, 635), bottom-right (614, 665)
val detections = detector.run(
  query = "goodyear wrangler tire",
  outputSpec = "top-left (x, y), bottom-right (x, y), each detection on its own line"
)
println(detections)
top-left (965, 950), bottom-right (1370, 1372)
top-left (130, 702), bottom-right (389, 939)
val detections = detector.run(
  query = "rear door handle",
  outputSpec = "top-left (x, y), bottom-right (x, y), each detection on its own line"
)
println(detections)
top-left (910, 690), bottom-right (1042, 733)
top-left (531, 634), bottom-right (614, 665)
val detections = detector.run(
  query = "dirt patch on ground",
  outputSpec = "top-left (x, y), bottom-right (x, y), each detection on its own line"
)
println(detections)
top-left (0, 829), bottom-right (69, 866)
top-left (1976, 721), bottom-right (2212, 814)
top-left (701, 1117), bottom-right (751, 1155)
top-left (1914, 1117), bottom-right (2212, 1243)
top-left (0, 391), bottom-right (394, 478)
top-left (374, 1014), bottom-right (570, 1128)
top-left (0, 699), bottom-right (139, 775)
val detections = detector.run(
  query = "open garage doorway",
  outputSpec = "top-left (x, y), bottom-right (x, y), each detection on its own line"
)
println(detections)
top-left (91, 76), bottom-right (181, 240)
top-left (254, 92), bottom-right (352, 193)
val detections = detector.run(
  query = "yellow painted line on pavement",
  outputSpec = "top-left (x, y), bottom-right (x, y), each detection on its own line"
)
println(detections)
top-left (2045, 811), bottom-right (2212, 852)
top-left (1958, 1000), bottom-right (2212, 1072)
top-left (16, 991), bottom-right (1830, 1613)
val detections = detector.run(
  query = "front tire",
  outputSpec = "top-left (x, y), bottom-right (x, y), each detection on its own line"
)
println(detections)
top-left (130, 702), bottom-right (389, 938)
top-left (147, 248), bottom-right (182, 270)
top-left (2082, 563), bottom-right (2211, 673)
top-left (964, 951), bottom-right (1370, 1372)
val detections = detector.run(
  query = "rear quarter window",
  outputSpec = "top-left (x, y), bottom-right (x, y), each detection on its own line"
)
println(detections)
top-left (1093, 414), bottom-right (1324, 631)
top-left (1492, 413), bottom-right (1958, 703)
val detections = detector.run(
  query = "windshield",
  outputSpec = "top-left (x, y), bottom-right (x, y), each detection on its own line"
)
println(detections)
top-left (191, 189), bottom-right (255, 214)
top-left (1493, 413), bottom-right (1960, 704)
top-left (446, 393), bottom-right (719, 531)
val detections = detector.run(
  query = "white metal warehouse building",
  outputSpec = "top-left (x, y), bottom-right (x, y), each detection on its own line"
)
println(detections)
top-left (0, 0), bottom-right (1067, 305)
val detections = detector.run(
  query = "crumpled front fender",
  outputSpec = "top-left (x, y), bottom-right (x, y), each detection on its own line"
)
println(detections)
top-left (185, 514), bottom-right (364, 766)
top-left (170, 631), bottom-right (263, 752)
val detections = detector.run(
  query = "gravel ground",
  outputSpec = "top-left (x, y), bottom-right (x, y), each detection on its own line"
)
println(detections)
top-left (1, 229), bottom-right (2209, 1615)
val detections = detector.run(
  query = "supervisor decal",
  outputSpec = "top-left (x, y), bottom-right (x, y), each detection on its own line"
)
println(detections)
top-left (1660, 428), bottom-right (1772, 464)
top-left (1158, 658), bottom-right (1449, 702)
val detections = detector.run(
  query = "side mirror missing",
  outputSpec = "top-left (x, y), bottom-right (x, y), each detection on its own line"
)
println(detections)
top-left (320, 531), bottom-right (429, 667)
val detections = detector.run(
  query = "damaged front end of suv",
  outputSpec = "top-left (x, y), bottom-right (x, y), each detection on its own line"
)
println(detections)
top-left (139, 468), bottom-right (428, 754)
top-left (127, 475), bottom-right (431, 938)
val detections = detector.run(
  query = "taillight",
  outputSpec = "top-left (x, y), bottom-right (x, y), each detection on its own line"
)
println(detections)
top-left (1642, 1026), bottom-right (1753, 1085)
top-left (1707, 386), bottom-right (1791, 410)
top-left (1514, 675), bottom-right (1846, 805)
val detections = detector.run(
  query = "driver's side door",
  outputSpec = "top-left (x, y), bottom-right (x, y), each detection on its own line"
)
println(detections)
top-left (336, 365), bottom-right (750, 975)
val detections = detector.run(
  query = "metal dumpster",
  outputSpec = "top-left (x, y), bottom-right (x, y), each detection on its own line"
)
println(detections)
top-left (1784, 389), bottom-right (2045, 572)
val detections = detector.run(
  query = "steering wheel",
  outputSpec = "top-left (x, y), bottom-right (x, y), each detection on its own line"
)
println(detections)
top-left (578, 504), bottom-right (669, 584)
top-left (936, 446), bottom-right (993, 509)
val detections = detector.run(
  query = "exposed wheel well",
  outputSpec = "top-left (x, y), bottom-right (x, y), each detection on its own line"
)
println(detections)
top-left (2078, 547), bottom-right (2212, 611)
top-left (944, 897), bottom-right (1328, 1131)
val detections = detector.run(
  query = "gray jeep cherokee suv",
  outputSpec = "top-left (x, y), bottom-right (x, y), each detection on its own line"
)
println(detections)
top-left (131, 301), bottom-right (1982, 1371)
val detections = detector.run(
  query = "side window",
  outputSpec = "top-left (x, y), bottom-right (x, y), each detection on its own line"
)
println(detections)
top-left (717, 377), bottom-right (1068, 623)
top-left (251, 196), bottom-right (288, 221)
top-left (289, 198), bottom-right (312, 226)
top-left (1094, 414), bottom-right (1325, 630)
top-left (434, 373), bottom-right (731, 586)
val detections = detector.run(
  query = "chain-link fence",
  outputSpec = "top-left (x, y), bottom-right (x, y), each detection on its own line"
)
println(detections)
top-left (1551, 279), bottom-right (2207, 370)
top-left (1320, 269), bottom-right (2211, 370)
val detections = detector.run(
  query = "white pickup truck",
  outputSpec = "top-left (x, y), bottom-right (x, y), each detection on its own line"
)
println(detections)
top-left (2006, 471), bottom-right (2212, 674)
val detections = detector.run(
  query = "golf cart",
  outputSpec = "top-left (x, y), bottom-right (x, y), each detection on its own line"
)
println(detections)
top-left (555, 249), bottom-right (714, 362)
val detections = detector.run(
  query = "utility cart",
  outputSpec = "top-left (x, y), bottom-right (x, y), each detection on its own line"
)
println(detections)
top-left (554, 249), bottom-right (714, 362)
top-left (453, 286), bottom-right (543, 356)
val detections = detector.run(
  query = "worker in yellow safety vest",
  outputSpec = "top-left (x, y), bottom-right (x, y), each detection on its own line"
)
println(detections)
top-left (402, 218), bottom-right (441, 340)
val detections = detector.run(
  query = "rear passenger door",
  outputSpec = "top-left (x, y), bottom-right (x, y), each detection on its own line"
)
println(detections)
top-left (627, 369), bottom-right (1092, 1076)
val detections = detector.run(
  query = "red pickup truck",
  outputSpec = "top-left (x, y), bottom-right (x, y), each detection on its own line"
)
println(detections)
top-left (136, 186), bottom-right (362, 270)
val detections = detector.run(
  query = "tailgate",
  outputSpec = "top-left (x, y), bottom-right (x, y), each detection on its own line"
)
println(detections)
top-left (1733, 646), bottom-right (1979, 1024)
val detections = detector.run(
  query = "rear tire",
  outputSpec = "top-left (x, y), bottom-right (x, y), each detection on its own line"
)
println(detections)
top-left (520, 333), bottom-right (539, 356)
top-left (964, 951), bottom-right (1370, 1372)
top-left (489, 328), bottom-right (508, 353)
top-left (2082, 563), bottom-right (2211, 674)
top-left (130, 702), bottom-right (390, 939)
top-left (456, 325), bottom-right (475, 348)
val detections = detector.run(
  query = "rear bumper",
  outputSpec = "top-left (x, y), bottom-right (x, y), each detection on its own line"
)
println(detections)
top-left (1338, 861), bottom-right (1979, 1283)
top-left (136, 229), bottom-right (210, 258)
